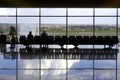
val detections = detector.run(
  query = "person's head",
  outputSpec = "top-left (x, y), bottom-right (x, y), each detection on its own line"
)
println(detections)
top-left (29, 31), bottom-right (32, 34)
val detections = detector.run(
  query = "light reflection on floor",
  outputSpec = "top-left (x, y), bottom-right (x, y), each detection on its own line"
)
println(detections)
top-left (0, 44), bottom-right (119, 80)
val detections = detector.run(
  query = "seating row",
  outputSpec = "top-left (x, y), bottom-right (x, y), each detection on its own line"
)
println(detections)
top-left (0, 35), bottom-right (118, 47)
top-left (19, 35), bottom-right (119, 47)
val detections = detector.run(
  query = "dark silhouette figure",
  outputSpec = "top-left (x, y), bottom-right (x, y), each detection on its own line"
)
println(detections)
top-left (27, 31), bottom-right (33, 48)
top-left (40, 31), bottom-right (48, 37)
top-left (27, 31), bottom-right (33, 40)
top-left (40, 31), bottom-right (48, 48)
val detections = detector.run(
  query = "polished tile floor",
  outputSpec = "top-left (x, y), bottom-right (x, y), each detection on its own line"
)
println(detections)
top-left (0, 44), bottom-right (119, 80)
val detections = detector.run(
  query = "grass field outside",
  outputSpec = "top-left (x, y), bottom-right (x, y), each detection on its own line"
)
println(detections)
top-left (45, 29), bottom-right (118, 36)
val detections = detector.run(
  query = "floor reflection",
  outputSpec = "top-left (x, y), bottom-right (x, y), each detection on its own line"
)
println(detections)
top-left (0, 70), bottom-right (16, 80)
top-left (1, 48), bottom-right (118, 60)
top-left (0, 44), bottom-right (119, 80)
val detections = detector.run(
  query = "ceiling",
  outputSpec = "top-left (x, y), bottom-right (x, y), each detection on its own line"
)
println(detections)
top-left (0, 0), bottom-right (120, 7)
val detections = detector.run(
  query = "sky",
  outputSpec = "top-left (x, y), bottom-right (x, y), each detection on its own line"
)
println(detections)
top-left (0, 8), bottom-right (119, 25)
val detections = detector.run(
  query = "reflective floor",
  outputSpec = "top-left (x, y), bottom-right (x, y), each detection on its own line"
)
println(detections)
top-left (0, 44), bottom-right (119, 80)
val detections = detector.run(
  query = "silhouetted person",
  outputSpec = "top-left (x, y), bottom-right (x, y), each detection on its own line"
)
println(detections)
top-left (27, 31), bottom-right (33, 48)
top-left (27, 31), bottom-right (33, 40)
top-left (40, 31), bottom-right (48, 37)
top-left (40, 31), bottom-right (48, 48)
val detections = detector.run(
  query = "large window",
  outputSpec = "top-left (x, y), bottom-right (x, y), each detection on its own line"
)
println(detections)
top-left (0, 8), bottom-right (119, 80)
top-left (0, 8), bottom-right (118, 37)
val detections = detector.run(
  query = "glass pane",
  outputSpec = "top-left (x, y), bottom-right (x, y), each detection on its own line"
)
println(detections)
top-left (0, 70), bottom-right (16, 80)
top-left (41, 8), bottom-right (66, 16)
top-left (0, 17), bottom-right (16, 37)
top-left (95, 17), bottom-right (116, 36)
top-left (68, 60), bottom-right (93, 68)
top-left (68, 69), bottom-right (93, 80)
top-left (68, 17), bottom-right (93, 36)
top-left (41, 59), bottom-right (66, 69)
top-left (18, 70), bottom-right (39, 80)
top-left (18, 17), bottom-right (39, 37)
top-left (95, 8), bottom-right (116, 16)
top-left (95, 70), bottom-right (116, 80)
top-left (17, 8), bottom-right (39, 16)
top-left (68, 8), bottom-right (93, 16)
top-left (0, 8), bottom-right (16, 16)
top-left (41, 70), bottom-right (66, 80)
top-left (41, 17), bottom-right (66, 36)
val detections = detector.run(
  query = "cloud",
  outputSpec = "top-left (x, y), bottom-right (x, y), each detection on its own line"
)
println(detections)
top-left (18, 59), bottom-right (39, 69)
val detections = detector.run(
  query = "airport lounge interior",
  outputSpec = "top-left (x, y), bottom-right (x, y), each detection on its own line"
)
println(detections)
top-left (0, 0), bottom-right (120, 80)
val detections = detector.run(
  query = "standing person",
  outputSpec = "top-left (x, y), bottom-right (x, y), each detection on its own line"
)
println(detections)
top-left (27, 31), bottom-right (33, 48)
top-left (40, 30), bottom-right (48, 48)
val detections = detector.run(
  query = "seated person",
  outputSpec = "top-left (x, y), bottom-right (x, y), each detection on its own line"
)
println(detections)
top-left (40, 30), bottom-right (48, 37)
